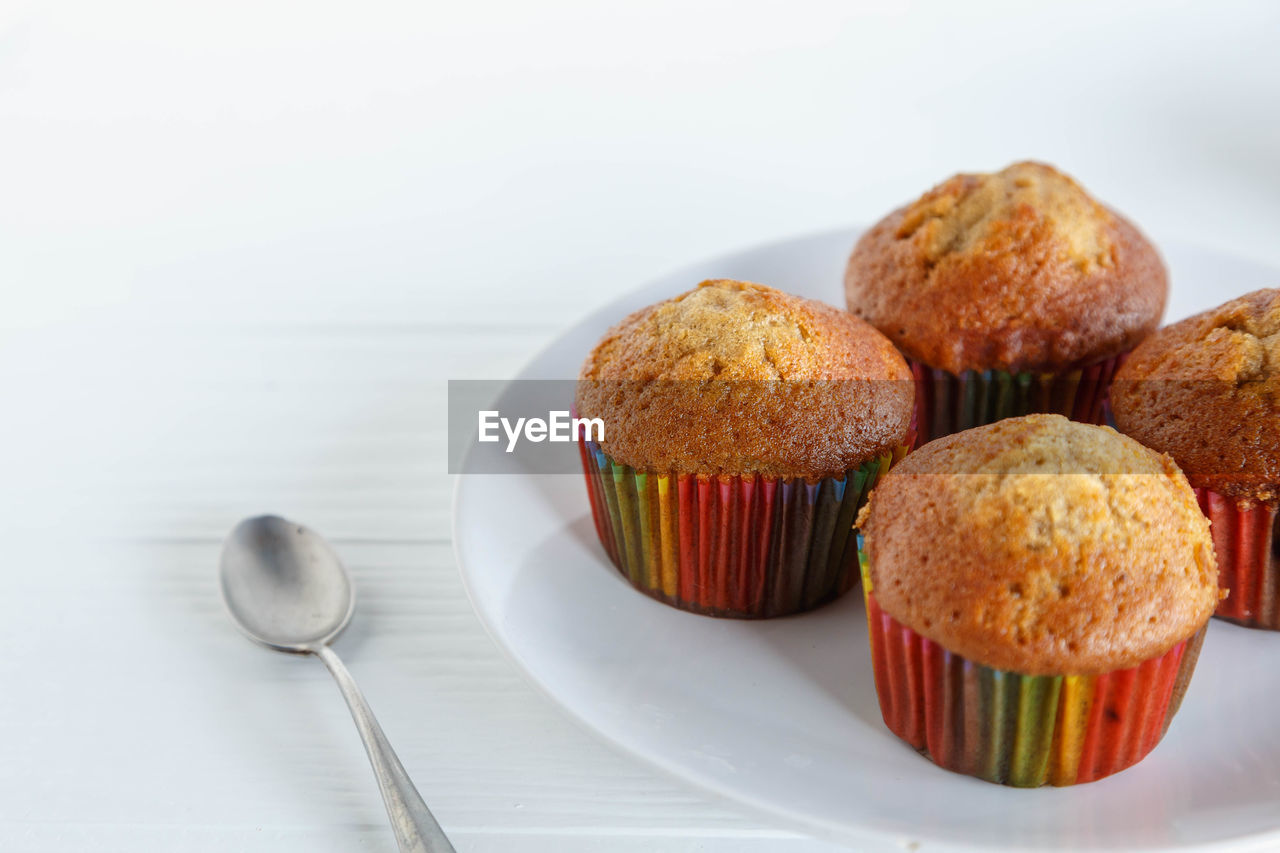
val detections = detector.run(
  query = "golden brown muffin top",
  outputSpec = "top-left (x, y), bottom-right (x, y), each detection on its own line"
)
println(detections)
top-left (1112, 289), bottom-right (1280, 505)
top-left (857, 415), bottom-right (1219, 675)
top-left (845, 162), bottom-right (1168, 374)
top-left (574, 279), bottom-right (913, 481)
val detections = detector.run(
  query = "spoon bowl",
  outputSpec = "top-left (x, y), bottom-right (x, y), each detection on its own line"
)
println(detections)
top-left (220, 515), bottom-right (354, 652)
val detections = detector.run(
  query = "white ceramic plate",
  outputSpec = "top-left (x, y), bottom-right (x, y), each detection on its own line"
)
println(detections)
top-left (454, 228), bottom-right (1280, 851)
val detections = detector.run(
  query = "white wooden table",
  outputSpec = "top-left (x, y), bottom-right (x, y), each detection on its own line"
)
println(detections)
top-left (4, 2), bottom-right (1279, 850)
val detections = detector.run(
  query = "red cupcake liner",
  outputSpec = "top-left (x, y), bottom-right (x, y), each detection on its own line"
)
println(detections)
top-left (1196, 487), bottom-right (1280, 630)
top-left (910, 353), bottom-right (1126, 446)
top-left (860, 557), bottom-right (1206, 786)
top-left (578, 438), bottom-right (909, 618)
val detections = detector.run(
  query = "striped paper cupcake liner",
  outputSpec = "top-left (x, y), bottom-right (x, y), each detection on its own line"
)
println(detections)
top-left (859, 553), bottom-right (1206, 786)
top-left (910, 353), bottom-right (1125, 446)
top-left (577, 439), bottom-right (908, 618)
top-left (1196, 487), bottom-right (1280, 630)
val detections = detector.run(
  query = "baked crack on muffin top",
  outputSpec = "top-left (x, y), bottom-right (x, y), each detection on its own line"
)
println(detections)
top-left (575, 279), bottom-right (913, 481)
top-left (845, 161), bottom-right (1167, 375)
top-left (1112, 288), bottom-right (1280, 505)
top-left (897, 162), bottom-right (1113, 274)
top-left (857, 415), bottom-right (1219, 674)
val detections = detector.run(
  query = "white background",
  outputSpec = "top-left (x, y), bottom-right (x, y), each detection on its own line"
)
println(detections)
top-left (2, 1), bottom-right (1278, 850)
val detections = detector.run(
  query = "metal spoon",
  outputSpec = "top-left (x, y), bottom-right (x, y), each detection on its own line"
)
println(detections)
top-left (220, 515), bottom-right (454, 853)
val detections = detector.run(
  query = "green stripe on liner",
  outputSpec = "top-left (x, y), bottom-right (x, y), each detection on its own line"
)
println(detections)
top-left (782, 485), bottom-right (815, 611)
top-left (827, 478), bottom-right (862, 584)
top-left (611, 461), bottom-right (643, 585)
top-left (960, 373), bottom-right (981, 431)
top-left (992, 370), bottom-right (1013, 421)
top-left (931, 375), bottom-right (953, 440)
top-left (1015, 371), bottom-right (1034, 416)
top-left (598, 458), bottom-right (627, 573)
top-left (634, 471), bottom-right (654, 590)
top-left (978, 667), bottom-right (1009, 782)
top-left (804, 479), bottom-right (841, 608)
top-left (1010, 673), bottom-right (1063, 787)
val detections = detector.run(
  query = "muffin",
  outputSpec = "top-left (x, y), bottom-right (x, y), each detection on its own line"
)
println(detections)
top-left (845, 161), bottom-right (1168, 444)
top-left (574, 279), bottom-right (914, 618)
top-left (856, 415), bottom-right (1219, 786)
top-left (1112, 289), bottom-right (1280, 629)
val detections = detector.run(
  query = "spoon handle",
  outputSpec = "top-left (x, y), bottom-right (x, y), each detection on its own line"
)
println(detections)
top-left (315, 645), bottom-right (455, 853)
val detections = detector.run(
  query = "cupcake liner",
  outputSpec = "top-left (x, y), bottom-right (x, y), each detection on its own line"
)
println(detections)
top-left (910, 353), bottom-right (1125, 445)
top-left (1196, 487), bottom-right (1280, 630)
top-left (577, 437), bottom-right (909, 618)
top-left (859, 553), bottom-right (1206, 786)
